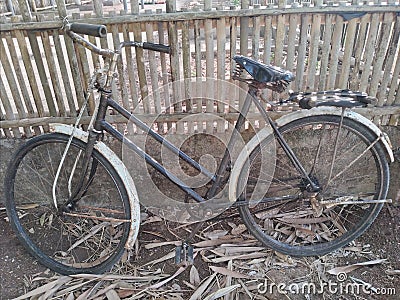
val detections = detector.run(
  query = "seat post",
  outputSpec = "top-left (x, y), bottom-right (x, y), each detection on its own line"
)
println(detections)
top-left (206, 86), bottom-right (257, 200)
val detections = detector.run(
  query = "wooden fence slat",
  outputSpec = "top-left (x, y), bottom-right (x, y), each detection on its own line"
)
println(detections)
top-left (146, 21), bottom-right (162, 116)
top-left (109, 20), bottom-right (128, 134)
top-left (274, 14), bottom-right (285, 68)
top-left (387, 50), bottom-right (400, 106)
top-left (239, 13), bottom-right (249, 109)
top-left (5, 31), bottom-right (36, 135)
top-left (318, 14), bottom-right (333, 91)
top-left (55, 0), bottom-right (86, 123)
top-left (359, 13), bottom-right (380, 92)
top-left (17, 0), bottom-right (58, 120)
top-left (229, 17), bottom-right (237, 113)
top-left (262, 15), bottom-right (272, 65)
top-left (261, 15), bottom-right (273, 105)
top-left (205, 18), bottom-right (214, 133)
top-left (28, 33), bottom-right (57, 116)
top-left (216, 17), bottom-right (226, 133)
top-left (168, 21), bottom-right (183, 132)
top-left (0, 75), bottom-right (21, 137)
top-left (111, 22), bottom-right (130, 110)
top-left (194, 19), bottom-right (203, 114)
top-left (157, 21), bottom-right (170, 121)
top-left (133, 24), bottom-right (149, 113)
top-left (378, 15), bottom-right (400, 105)
top-left (286, 13), bottom-right (298, 72)
top-left (63, 35), bottom-right (86, 117)
top-left (327, 15), bottom-right (344, 90)
top-left (306, 13), bottom-right (321, 91)
top-left (131, 0), bottom-right (139, 14)
top-left (41, 29), bottom-right (67, 117)
top-left (13, 30), bottom-right (45, 118)
top-left (369, 13), bottom-right (393, 99)
top-left (350, 13), bottom-right (369, 90)
top-left (52, 31), bottom-right (77, 116)
top-left (92, 0), bottom-right (103, 17)
top-left (252, 16), bottom-right (261, 60)
top-left (181, 20), bottom-right (191, 113)
top-left (338, 17), bottom-right (358, 89)
top-left (88, 34), bottom-right (100, 72)
top-left (295, 14), bottom-right (310, 91)
top-left (0, 37), bottom-right (30, 136)
top-left (124, 23), bottom-right (139, 113)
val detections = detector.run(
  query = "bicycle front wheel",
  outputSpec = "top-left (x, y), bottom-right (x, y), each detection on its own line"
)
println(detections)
top-left (4, 133), bottom-right (131, 275)
top-left (238, 115), bottom-right (390, 256)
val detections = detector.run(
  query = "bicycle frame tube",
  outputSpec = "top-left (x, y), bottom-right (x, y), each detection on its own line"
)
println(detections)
top-left (77, 83), bottom-right (318, 205)
top-left (87, 86), bottom-right (257, 203)
top-left (250, 90), bottom-right (321, 192)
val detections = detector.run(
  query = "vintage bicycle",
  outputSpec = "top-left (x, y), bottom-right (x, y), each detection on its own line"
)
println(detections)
top-left (4, 23), bottom-right (394, 275)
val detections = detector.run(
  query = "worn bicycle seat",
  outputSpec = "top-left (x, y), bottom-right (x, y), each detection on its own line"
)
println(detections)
top-left (233, 55), bottom-right (295, 83)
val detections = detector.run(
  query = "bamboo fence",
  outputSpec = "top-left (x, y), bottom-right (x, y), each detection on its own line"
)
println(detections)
top-left (0, 0), bottom-right (399, 137)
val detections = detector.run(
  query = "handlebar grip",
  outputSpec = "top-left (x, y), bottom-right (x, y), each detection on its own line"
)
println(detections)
top-left (142, 42), bottom-right (171, 54)
top-left (69, 23), bottom-right (107, 38)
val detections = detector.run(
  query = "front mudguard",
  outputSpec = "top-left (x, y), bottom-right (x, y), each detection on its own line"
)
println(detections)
top-left (50, 124), bottom-right (140, 250)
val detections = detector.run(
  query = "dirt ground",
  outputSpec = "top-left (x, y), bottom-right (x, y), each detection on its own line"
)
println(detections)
top-left (0, 201), bottom-right (399, 299)
top-left (0, 126), bottom-right (399, 300)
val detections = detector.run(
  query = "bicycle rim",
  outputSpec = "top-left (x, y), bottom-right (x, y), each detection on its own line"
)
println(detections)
top-left (238, 115), bottom-right (389, 256)
top-left (4, 133), bottom-right (131, 274)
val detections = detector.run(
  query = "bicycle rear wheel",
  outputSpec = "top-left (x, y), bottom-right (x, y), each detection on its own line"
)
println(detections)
top-left (4, 133), bottom-right (131, 275)
top-left (238, 115), bottom-right (390, 256)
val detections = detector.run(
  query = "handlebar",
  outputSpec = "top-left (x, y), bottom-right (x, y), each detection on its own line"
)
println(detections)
top-left (142, 42), bottom-right (171, 54)
top-left (65, 22), bottom-right (171, 56)
top-left (69, 23), bottom-right (107, 38)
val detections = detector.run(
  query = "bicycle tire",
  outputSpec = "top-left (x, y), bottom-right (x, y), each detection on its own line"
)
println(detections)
top-left (237, 115), bottom-right (390, 256)
top-left (4, 133), bottom-right (131, 274)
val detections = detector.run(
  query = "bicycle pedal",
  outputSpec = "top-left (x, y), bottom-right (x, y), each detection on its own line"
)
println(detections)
top-left (175, 242), bottom-right (194, 266)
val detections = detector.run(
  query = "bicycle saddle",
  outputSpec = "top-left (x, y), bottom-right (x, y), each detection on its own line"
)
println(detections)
top-left (233, 55), bottom-right (295, 83)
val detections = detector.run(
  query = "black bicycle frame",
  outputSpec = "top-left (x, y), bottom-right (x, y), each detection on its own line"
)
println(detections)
top-left (64, 27), bottom-right (319, 208)
top-left (75, 85), bottom-right (319, 206)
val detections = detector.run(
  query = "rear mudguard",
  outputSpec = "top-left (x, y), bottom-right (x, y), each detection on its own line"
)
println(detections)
top-left (50, 124), bottom-right (140, 250)
top-left (229, 107), bottom-right (394, 202)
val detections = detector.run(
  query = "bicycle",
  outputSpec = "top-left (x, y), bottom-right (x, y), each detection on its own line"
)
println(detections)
top-left (3, 23), bottom-right (394, 275)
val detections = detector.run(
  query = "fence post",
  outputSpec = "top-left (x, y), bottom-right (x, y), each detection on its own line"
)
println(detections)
top-left (166, 0), bottom-right (176, 12)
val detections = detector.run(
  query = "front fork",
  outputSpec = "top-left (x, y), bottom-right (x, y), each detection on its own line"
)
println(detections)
top-left (63, 92), bottom-right (109, 211)
top-left (64, 130), bottom-right (100, 210)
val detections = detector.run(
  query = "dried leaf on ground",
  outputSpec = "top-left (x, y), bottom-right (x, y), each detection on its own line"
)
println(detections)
top-left (148, 266), bottom-right (187, 289)
top-left (190, 265), bottom-right (201, 286)
top-left (204, 230), bottom-right (229, 240)
top-left (209, 266), bottom-right (251, 279)
top-left (14, 276), bottom-right (72, 300)
top-left (385, 269), bottom-right (400, 275)
top-left (327, 259), bottom-right (387, 275)
top-left (203, 284), bottom-right (241, 300)
top-left (189, 273), bottom-right (217, 300)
